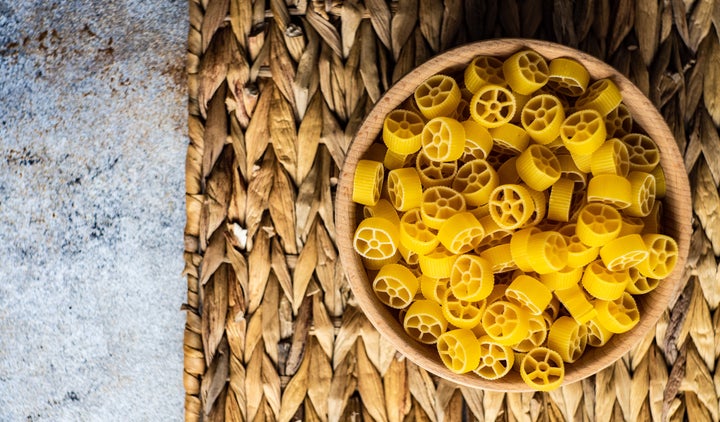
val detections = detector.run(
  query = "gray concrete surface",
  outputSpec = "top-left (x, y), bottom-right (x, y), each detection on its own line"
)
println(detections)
top-left (0, 1), bottom-right (188, 420)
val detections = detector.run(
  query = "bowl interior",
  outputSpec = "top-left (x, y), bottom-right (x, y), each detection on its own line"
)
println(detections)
top-left (335, 39), bottom-right (693, 391)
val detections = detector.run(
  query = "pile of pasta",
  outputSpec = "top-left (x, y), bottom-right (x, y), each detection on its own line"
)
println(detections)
top-left (351, 49), bottom-right (678, 391)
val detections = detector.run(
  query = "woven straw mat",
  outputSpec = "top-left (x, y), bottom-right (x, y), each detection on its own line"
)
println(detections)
top-left (183, 1), bottom-right (720, 420)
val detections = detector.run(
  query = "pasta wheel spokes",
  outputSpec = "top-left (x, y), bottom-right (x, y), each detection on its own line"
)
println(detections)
top-left (383, 109), bottom-right (426, 154)
top-left (438, 212), bottom-right (485, 254)
top-left (464, 56), bottom-right (506, 93)
top-left (404, 300), bottom-right (448, 344)
top-left (488, 184), bottom-right (535, 230)
top-left (387, 167), bottom-right (423, 211)
top-left (560, 109), bottom-right (607, 156)
top-left (526, 231), bottom-right (569, 274)
top-left (503, 50), bottom-right (550, 95)
top-left (512, 313), bottom-right (548, 353)
top-left (421, 117), bottom-right (466, 161)
top-left (636, 234), bottom-right (678, 279)
top-left (547, 57), bottom-right (590, 97)
top-left (625, 267), bottom-right (659, 295)
top-left (599, 234), bottom-right (649, 271)
top-left (399, 208), bottom-right (439, 255)
top-left (352, 159), bottom-right (385, 206)
top-left (585, 318), bottom-right (613, 347)
top-left (353, 217), bottom-right (399, 260)
top-left (605, 103), bottom-right (633, 138)
top-left (460, 120), bottom-right (494, 162)
top-left (520, 347), bottom-right (565, 391)
top-left (625, 171), bottom-right (656, 217)
top-left (420, 186), bottom-right (467, 230)
top-left (506, 274), bottom-right (553, 315)
top-left (373, 264), bottom-right (420, 309)
top-left (516, 144), bottom-right (561, 191)
top-left (576, 203), bottom-right (622, 247)
top-left (414, 75), bottom-right (462, 119)
top-left (415, 150), bottom-right (457, 187)
top-left (470, 85), bottom-right (517, 128)
top-left (453, 159), bottom-right (499, 206)
top-left (622, 133), bottom-right (660, 172)
top-left (581, 260), bottom-right (631, 300)
top-left (442, 290), bottom-right (486, 328)
top-left (590, 138), bottom-right (630, 177)
top-left (575, 78), bottom-right (622, 116)
top-left (474, 337), bottom-right (515, 380)
top-left (595, 292), bottom-right (640, 333)
top-left (437, 329), bottom-right (482, 374)
top-left (490, 123), bottom-right (530, 155)
top-left (450, 254), bottom-right (494, 301)
top-left (482, 301), bottom-right (530, 345)
top-left (521, 94), bottom-right (565, 144)
top-left (547, 316), bottom-right (588, 363)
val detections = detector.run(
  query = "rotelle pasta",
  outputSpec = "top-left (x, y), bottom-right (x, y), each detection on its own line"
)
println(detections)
top-left (350, 48), bottom-right (677, 391)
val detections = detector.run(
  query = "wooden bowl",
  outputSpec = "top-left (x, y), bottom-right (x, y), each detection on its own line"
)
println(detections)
top-left (335, 39), bottom-right (692, 391)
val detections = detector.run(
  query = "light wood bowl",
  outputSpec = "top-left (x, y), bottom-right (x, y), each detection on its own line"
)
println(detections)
top-left (335, 39), bottom-right (692, 391)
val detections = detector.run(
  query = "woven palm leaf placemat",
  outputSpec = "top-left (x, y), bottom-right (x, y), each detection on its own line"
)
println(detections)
top-left (183, 1), bottom-right (720, 420)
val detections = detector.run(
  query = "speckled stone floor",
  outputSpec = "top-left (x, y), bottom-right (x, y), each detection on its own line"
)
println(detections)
top-left (0, 1), bottom-right (187, 420)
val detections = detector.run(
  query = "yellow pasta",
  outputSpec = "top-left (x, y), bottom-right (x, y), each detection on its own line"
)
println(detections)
top-left (594, 292), bottom-right (640, 334)
top-left (477, 215), bottom-right (514, 249)
top-left (474, 336), bottom-right (515, 379)
top-left (586, 174), bottom-right (632, 209)
top-left (575, 78), bottom-right (622, 116)
top-left (352, 159), bottom-right (384, 206)
top-left (547, 57), bottom-right (590, 97)
top-left (512, 313), bottom-right (548, 353)
top-left (437, 329), bottom-right (482, 374)
top-left (526, 231), bottom-right (569, 274)
top-left (585, 317), bottom-right (614, 347)
top-left (503, 50), bottom-right (550, 95)
top-left (353, 216), bottom-right (400, 260)
top-left (625, 266), bottom-right (659, 295)
top-left (464, 56), bottom-right (506, 93)
top-left (414, 74), bottom-right (462, 119)
top-left (604, 103), bottom-right (633, 138)
top-left (387, 167), bottom-right (423, 211)
top-left (363, 198), bottom-right (401, 226)
top-left (450, 254), bottom-right (494, 301)
top-left (506, 274), bottom-right (553, 315)
top-left (489, 123), bottom-right (530, 155)
top-left (418, 244), bottom-right (458, 279)
top-left (383, 109), bottom-right (426, 154)
top-left (575, 203), bottom-right (622, 247)
top-left (452, 159), bottom-right (499, 206)
top-left (554, 283), bottom-right (597, 324)
top-left (479, 242), bottom-right (517, 273)
top-left (569, 151), bottom-right (594, 173)
top-left (519, 347), bottom-right (565, 391)
top-left (441, 290), bottom-right (486, 329)
top-left (560, 109), bottom-right (607, 156)
top-left (622, 133), bottom-right (660, 172)
top-left (581, 260), bottom-right (631, 300)
top-left (383, 148), bottom-right (415, 170)
top-left (556, 154), bottom-right (588, 189)
top-left (497, 156), bottom-right (522, 185)
top-left (636, 234), bottom-right (678, 279)
top-left (526, 186), bottom-right (548, 227)
top-left (437, 212), bottom-right (485, 254)
top-left (548, 177), bottom-right (575, 222)
top-left (539, 265), bottom-right (583, 291)
top-left (470, 85), bottom-right (517, 128)
top-left (619, 216), bottom-right (645, 236)
top-left (625, 171), bottom-right (656, 217)
top-left (421, 116), bottom-right (466, 161)
top-left (510, 227), bottom-right (542, 272)
top-left (521, 94), bottom-right (566, 144)
top-left (516, 144), bottom-right (562, 191)
top-left (372, 263), bottom-right (420, 309)
top-left (399, 208), bottom-right (439, 255)
top-left (650, 165), bottom-right (666, 198)
top-left (461, 120), bottom-right (494, 161)
top-left (547, 316), bottom-right (588, 363)
top-left (415, 150), bottom-right (457, 187)
top-left (403, 299), bottom-right (448, 344)
top-left (488, 184), bottom-right (535, 230)
top-left (420, 186), bottom-right (467, 230)
top-left (590, 138), bottom-right (630, 177)
top-left (482, 300), bottom-right (531, 345)
top-left (420, 275), bottom-right (449, 303)
top-left (599, 234), bottom-right (649, 271)
top-left (558, 224), bottom-right (600, 268)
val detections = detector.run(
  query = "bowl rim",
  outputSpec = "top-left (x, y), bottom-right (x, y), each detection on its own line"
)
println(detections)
top-left (335, 38), bottom-right (693, 391)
